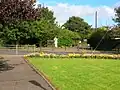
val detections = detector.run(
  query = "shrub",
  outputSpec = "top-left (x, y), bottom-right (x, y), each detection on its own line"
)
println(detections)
top-left (57, 29), bottom-right (81, 47)
top-left (88, 27), bottom-right (120, 51)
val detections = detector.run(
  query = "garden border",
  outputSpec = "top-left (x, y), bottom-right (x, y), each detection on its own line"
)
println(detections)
top-left (25, 52), bottom-right (120, 60)
top-left (23, 57), bottom-right (56, 90)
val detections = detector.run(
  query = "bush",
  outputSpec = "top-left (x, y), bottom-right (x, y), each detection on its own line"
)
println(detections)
top-left (57, 29), bottom-right (81, 47)
top-left (88, 28), bottom-right (113, 50)
top-left (88, 27), bottom-right (120, 51)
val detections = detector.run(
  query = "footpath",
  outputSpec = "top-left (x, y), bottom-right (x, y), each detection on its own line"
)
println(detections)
top-left (0, 55), bottom-right (53, 90)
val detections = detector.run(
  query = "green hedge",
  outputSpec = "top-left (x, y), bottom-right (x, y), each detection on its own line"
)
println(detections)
top-left (88, 28), bottom-right (120, 51)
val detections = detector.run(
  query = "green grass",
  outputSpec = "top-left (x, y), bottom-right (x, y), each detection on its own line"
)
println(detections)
top-left (29, 57), bottom-right (120, 90)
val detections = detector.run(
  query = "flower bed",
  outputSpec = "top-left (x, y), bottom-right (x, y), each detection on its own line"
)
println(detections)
top-left (24, 52), bottom-right (120, 60)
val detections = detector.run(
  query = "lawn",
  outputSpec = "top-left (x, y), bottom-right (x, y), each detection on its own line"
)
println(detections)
top-left (29, 57), bottom-right (120, 90)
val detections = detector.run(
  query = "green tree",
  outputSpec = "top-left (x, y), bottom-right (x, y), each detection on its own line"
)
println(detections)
top-left (87, 28), bottom-right (117, 50)
top-left (63, 16), bottom-right (91, 39)
top-left (109, 27), bottom-right (120, 39)
top-left (100, 26), bottom-right (109, 31)
top-left (28, 7), bottom-right (58, 46)
top-left (0, 1), bottom-right (58, 45)
top-left (30, 19), bottom-right (58, 46)
top-left (0, 0), bottom-right (40, 45)
top-left (57, 29), bottom-right (80, 47)
top-left (39, 7), bottom-right (56, 24)
top-left (113, 6), bottom-right (120, 26)
top-left (2, 21), bottom-right (33, 44)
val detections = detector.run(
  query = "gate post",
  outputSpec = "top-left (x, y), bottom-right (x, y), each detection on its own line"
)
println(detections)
top-left (16, 44), bottom-right (18, 55)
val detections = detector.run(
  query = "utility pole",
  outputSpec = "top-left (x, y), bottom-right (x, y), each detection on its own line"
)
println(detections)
top-left (95, 11), bottom-right (98, 30)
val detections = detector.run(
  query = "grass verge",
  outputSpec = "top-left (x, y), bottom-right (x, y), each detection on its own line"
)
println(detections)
top-left (28, 57), bottom-right (120, 90)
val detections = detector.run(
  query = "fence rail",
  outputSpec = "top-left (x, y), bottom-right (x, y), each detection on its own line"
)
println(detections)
top-left (0, 45), bottom-right (36, 55)
top-left (0, 44), bottom-right (119, 55)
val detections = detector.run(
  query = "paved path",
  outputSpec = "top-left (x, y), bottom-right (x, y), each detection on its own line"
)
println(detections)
top-left (0, 55), bottom-right (53, 90)
top-left (0, 49), bottom-right (30, 55)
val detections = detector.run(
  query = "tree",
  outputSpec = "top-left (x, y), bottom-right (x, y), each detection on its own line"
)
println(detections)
top-left (109, 27), bottom-right (120, 39)
top-left (87, 28), bottom-right (111, 50)
top-left (0, 0), bottom-right (40, 24)
top-left (57, 29), bottom-right (80, 47)
top-left (24, 6), bottom-right (58, 46)
top-left (39, 7), bottom-right (56, 24)
top-left (63, 16), bottom-right (91, 39)
top-left (4, 6), bottom-right (59, 45)
top-left (87, 27), bottom-right (120, 50)
top-left (3, 21), bottom-right (34, 44)
top-left (29, 19), bottom-right (58, 46)
top-left (0, 0), bottom-right (40, 44)
top-left (113, 6), bottom-right (120, 26)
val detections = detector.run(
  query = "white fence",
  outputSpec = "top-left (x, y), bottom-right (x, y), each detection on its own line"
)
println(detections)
top-left (0, 45), bottom-right (36, 55)
top-left (0, 44), bottom-right (119, 55)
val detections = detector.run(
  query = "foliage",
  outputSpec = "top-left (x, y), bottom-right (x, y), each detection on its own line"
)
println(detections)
top-left (63, 16), bottom-right (92, 39)
top-left (40, 7), bottom-right (56, 24)
top-left (57, 29), bottom-right (80, 47)
top-left (0, 2), bottom-right (59, 45)
top-left (0, 39), bottom-right (3, 47)
top-left (0, 0), bottom-right (40, 24)
top-left (88, 27), bottom-right (120, 50)
top-left (88, 28), bottom-right (111, 50)
top-left (29, 57), bottom-right (120, 90)
top-left (113, 6), bottom-right (120, 26)
top-left (0, 0), bottom-right (41, 44)
top-left (109, 27), bottom-right (120, 38)
top-left (29, 20), bottom-right (59, 46)
top-left (99, 26), bottom-right (109, 31)
top-left (1, 0), bottom-right (119, 48)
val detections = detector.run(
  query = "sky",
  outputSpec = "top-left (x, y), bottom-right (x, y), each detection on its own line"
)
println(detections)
top-left (37, 0), bottom-right (120, 27)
